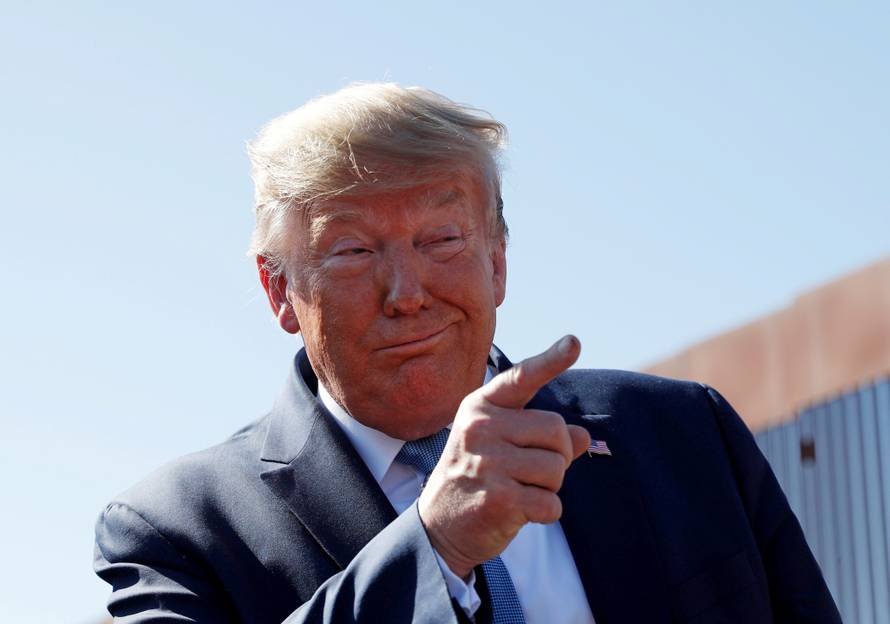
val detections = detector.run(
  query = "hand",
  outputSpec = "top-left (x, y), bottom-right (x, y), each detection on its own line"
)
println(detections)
top-left (417, 335), bottom-right (592, 578)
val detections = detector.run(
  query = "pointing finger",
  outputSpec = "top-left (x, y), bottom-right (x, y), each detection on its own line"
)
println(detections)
top-left (568, 425), bottom-right (591, 461)
top-left (482, 335), bottom-right (580, 409)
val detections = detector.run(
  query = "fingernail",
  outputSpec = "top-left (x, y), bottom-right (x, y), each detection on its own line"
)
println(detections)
top-left (558, 335), bottom-right (576, 355)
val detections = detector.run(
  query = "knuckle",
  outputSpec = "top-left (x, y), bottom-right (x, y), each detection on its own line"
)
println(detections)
top-left (533, 493), bottom-right (562, 523)
top-left (509, 364), bottom-right (529, 388)
top-left (546, 494), bottom-right (563, 520)
top-left (545, 452), bottom-right (567, 476)
top-left (473, 450), bottom-right (498, 475)
top-left (479, 484), bottom-right (514, 516)
top-left (457, 391), bottom-right (484, 416)
top-left (460, 412), bottom-right (493, 445)
top-left (542, 414), bottom-right (571, 454)
top-left (542, 410), bottom-right (566, 430)
top-left (448, 452), bottom-right (475, 481)
top-left (538, 458), bottom-right (565, 491)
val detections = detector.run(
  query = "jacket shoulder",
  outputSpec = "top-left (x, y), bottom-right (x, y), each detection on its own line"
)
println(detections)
top-left (99, 414), bottom-right (271, 538)
top-left (549, 368), bottom-right (711, 419)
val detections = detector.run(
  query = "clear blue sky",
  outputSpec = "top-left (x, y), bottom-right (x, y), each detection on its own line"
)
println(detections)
top-left (1, 2), bottom-right (888, 621)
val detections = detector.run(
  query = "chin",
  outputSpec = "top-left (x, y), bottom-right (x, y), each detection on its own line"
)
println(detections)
top-left (343, 348), bottom-right (488, 438)
top-left (376, 370), bottom-right (472, 436)
top-left (361, 399), bottom-right (454, 441)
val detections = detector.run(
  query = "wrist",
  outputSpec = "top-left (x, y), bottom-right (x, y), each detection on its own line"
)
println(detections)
top-left (428, 532), bottom-right (475, 579)
top-left (417, 497), bottom-right (477, 579)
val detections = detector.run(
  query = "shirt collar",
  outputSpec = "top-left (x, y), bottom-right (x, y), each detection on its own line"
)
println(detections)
top-left (318, 365), bottom-right (497, 485)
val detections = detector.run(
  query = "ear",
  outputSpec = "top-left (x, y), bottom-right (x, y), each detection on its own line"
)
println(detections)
top-left (490, 236), bottom-right (507, 307)
top-left (256, 256), bottom-right (300, 334)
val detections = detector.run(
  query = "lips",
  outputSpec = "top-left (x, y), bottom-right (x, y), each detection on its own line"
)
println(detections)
top-left (377, 324), bottom-right (454, 352)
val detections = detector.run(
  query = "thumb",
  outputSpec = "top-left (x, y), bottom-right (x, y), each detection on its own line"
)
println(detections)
top-left (483, 335), bottom-right (581, 408)
top-left (568, 425), bottom-right (591, 461)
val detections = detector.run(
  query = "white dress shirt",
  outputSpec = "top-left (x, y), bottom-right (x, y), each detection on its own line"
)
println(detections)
top-left (318, 368), bottom-right (595, 624)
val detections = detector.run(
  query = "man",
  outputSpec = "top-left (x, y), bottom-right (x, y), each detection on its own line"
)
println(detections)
top-left (94, 83), bottom-right (841, 623)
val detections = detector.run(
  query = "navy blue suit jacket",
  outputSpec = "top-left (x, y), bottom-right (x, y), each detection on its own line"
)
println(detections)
top-left (94, 347), bottom-right (841, 622)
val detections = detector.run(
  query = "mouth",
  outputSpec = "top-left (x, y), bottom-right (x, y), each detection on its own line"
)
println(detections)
top-left (377, 324), bottom-right (454, 355)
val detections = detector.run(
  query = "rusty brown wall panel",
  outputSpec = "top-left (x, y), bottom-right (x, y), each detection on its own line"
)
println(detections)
top-left (645, 256), bottom-right (890, 432)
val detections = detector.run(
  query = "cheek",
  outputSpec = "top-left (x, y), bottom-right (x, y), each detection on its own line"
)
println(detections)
top-left (437, 257), bottom-right (498, 309)
top-left (307, 284), bottom-right (379, 348)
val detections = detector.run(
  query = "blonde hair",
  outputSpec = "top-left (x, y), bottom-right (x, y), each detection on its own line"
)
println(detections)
top-left (247, 83), bottom-right (508, 276)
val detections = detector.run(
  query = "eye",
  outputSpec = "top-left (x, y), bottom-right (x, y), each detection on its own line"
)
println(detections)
top-left (336, 247), bottom-right (372, 256)
top-left (328, 240), bottom-right (374, 257)
top-left (423, 231), bottom-right (463, 247)
top-left (422, 231), bottom-right (466, 260)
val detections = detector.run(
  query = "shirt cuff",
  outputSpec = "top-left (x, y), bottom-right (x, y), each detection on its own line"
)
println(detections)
top-left (433, 550), bottom-right (482, 618)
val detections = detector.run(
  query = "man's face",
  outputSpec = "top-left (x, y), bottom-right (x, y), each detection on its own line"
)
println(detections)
top-left (266, 175), bottom-right (506, 440)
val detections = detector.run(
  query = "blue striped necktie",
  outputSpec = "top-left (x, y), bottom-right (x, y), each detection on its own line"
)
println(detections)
top-left (396, 429), bottom-right (526, 624)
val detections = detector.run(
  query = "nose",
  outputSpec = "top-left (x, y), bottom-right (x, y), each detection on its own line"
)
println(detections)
top-left (380, 246), bottom-right (431, 317)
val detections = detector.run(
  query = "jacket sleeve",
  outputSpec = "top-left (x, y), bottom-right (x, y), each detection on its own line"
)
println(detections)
top-left (703, 385), bottom-right (842, 623)
top-left (95, 501), bottom-right (460, 624)
top-left (280, 503), bottom-right (459, 624)
top-left (94, 501), bottom-right (237, 622)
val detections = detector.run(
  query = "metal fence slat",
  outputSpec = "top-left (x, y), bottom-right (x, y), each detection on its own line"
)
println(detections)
top-left (845, 391), bottom-right (874, 623)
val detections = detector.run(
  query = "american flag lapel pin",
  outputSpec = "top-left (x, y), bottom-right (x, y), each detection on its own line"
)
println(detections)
top-left (587, 439), bottom-right (612, 457)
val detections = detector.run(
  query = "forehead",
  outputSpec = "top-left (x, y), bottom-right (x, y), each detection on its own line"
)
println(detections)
top-left (306, 179), bottom-right (484, 236)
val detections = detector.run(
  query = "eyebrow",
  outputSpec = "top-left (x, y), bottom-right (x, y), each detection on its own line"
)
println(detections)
top-left (307, 186), bottom-right (469, 242)
top-left (421, 187), bottom-right (466, 208)
top-left (307, 208), bottom-right (364, 242)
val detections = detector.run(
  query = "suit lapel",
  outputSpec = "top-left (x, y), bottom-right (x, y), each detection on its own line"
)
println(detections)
top-left (259, 351), bottom-right (397, 569)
